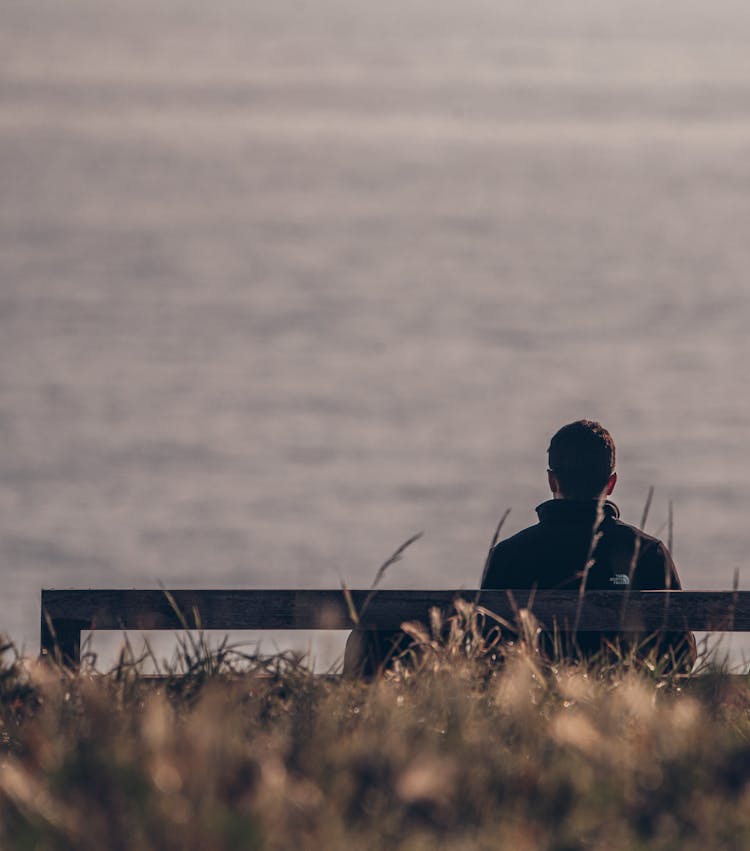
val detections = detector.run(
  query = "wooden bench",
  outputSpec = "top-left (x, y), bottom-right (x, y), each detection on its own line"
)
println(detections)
top-left (39, 589), bottom-right (750, 667)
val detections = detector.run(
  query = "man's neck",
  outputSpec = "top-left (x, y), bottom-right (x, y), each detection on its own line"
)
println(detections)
top-left (552, 493), bottom-right (606, 501)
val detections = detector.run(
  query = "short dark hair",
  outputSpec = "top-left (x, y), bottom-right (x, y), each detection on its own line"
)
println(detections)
top-left (547, 420), bottom-right (616, 499)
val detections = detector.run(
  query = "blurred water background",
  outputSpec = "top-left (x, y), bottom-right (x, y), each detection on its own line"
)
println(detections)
top-left (2, 0), bottom-right (750, 667)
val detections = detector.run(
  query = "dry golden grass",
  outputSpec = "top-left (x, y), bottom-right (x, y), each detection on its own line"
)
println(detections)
top-left (1, 610), bottom-right (750, 851)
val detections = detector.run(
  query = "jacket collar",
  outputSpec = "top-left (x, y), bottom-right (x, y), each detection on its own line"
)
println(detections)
top-left (535, 499), bottom-right (620, 524)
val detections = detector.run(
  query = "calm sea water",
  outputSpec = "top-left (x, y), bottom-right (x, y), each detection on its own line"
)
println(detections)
top-left (2, 0), bottom-right (750, 664)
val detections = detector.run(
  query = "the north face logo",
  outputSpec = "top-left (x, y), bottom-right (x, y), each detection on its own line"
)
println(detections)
top-left (609, 574), bottom-right (630, 586)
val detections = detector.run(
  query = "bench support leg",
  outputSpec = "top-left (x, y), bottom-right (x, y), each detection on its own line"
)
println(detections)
top-left (40, 617), bottom-right (88, 668)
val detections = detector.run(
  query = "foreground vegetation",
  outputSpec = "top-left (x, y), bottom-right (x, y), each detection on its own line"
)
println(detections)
top-left (1, 606), bottom-right (750, 851)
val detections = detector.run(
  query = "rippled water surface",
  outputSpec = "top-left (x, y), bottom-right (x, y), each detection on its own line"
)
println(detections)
top-left (2, 0), bottom-right (750, 662)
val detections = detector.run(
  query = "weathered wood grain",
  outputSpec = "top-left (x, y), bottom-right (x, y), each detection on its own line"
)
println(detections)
top-left (40, 587), bottom-right (750, 666)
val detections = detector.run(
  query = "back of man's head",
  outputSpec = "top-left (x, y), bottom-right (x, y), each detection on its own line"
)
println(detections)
top-left (547, 420), bottom-right (616, 499)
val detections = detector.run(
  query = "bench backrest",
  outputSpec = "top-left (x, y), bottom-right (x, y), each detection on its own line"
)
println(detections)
top-left (40, 588), bottom-right (750, 665)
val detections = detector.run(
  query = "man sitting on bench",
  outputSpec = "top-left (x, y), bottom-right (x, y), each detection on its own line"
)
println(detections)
top-left (482, 419), bottom-right (696, 668)
top-left (345, 419), bottom-right (696, 676)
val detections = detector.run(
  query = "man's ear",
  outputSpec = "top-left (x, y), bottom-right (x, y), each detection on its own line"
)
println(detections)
top-left (605, 472), bottom-right (617, 495)
top-left (548, 469), bottom-right (560, 496)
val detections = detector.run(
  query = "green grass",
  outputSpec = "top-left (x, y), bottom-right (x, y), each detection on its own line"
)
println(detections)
top-left (1, 609), bottom-right (750, 851)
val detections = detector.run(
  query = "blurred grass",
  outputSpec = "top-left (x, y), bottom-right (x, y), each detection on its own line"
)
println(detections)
top-left (2, 609), bottom-right (750, 851)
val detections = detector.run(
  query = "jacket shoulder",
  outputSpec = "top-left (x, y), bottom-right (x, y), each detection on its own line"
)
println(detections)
top-left (494, 522), bottom-right (545, 549)
top-left (605, 519), bottom-right (679, 589)
top-left (481, 523), bottom-right (544, 587)
top-left (607, 517), bottom-right (665, 554)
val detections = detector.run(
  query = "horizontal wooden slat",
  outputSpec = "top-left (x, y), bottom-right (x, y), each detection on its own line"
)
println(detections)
top-left (41, 589), bottom-right (750, 632)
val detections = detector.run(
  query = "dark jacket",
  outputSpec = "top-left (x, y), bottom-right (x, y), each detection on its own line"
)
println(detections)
top-left (482, 499), bottom-right (696, 667)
